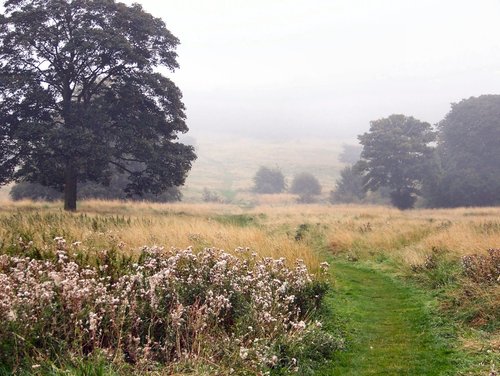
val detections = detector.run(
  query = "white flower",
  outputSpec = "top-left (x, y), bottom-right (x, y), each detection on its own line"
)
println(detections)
top-left (239, 347), bottom-right (249, 360)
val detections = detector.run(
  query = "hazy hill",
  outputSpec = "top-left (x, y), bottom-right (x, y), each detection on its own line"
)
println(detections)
top-left (182, 134), bottom-right (350, 201)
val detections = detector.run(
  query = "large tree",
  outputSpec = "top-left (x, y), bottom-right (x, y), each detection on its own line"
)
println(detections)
top-left (427, 95), bottom-right (500, 207)
top-left (0, 0), bottom-right (196, 210)
top-left (356, 114), bottom-right (436, 209)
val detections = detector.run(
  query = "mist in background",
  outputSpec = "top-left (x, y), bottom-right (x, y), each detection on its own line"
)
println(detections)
top-left (123, 0), bottom-right (500, 140)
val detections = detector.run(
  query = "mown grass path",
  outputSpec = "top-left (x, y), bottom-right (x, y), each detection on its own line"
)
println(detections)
top-left (320, 262), bottom-right (456, 375)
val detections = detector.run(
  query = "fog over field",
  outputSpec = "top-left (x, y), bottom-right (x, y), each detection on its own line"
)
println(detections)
top-left (125, 0), bottom-right (500, 139)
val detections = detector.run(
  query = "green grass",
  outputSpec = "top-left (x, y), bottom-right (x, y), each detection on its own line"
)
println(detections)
top-left (319, 261), bottom-right (458, 375)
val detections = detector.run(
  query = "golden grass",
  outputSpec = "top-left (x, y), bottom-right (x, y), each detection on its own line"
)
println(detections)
top-left (0, 199), bottom-right (319, 272)
top-left (244, 204), bottom-right (500, 266)
top-left (1, 200), bottom-right (499, 272)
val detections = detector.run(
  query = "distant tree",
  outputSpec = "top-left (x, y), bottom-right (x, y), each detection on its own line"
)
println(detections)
top-left (425, 95), bottom-right (500, 207)
top-left (338, 144), bottom-right (362, 165)
top-left (290, 172), bottom-right (321, 203)
top-left (202, 188), bottom-right (222, 203)
top-left (0, 0), bottom-right (196, 211)
top-left (253, 167), bottom-right (286, 194)
top-left (357, 114), bottom-right (436, 210)
top-left (330, 166), bottom-right (365, 204)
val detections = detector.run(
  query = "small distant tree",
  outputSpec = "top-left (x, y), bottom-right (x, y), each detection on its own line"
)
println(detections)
top-left (357, 114), bottom-right (436, 210)
top-left (253, 167), bottom-right (286, 194)
top-left (290, 172), bottom-right (321, 203)
top-left (330, 166), bottom-right (365, 204)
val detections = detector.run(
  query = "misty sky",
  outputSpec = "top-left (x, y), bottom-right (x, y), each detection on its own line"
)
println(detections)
top-left (124, 0), bottom-right (500, 140)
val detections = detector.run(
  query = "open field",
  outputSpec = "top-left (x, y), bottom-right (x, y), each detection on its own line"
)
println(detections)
top-left (0, 200), bottom-right (498, 374)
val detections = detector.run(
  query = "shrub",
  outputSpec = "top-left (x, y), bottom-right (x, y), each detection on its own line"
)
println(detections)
top-left (0, 241), bottom-right (331, 374)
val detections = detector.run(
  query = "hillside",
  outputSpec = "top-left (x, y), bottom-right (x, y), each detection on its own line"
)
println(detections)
top-left (182, 134), bottom-right (352, 201)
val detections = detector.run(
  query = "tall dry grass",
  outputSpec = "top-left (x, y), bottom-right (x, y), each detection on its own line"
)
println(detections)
top-left (0, 200), bottom-right (500, 265)
top-left (241, 204), bottom-right (500, 266)
top-left (2, 200), bottom-right (499, 268)
top-left (0, 199), bottom-right (320, 272)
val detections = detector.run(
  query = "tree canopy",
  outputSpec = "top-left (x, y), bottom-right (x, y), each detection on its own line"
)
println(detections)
top-left (252, 166), bottom-right (286, 194)
top-left (426, 95), bottom-right (500, 207)
top-left (0, 0), bottom-right (196, 210)
top-left (357, 114), bottom-right (436, 209)
top-left (289, 172), bottom-right (321, 203)
top-left (330, 166), bottom-right (366, 204)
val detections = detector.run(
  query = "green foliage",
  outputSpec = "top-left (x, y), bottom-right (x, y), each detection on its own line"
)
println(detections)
top-left (425, 95), bottom-right (500, 207)
top-left (294, 279), bottom-right (329, 314)
top-left (330, 165), bottom-right (366, 204)
top-left (271, 329), bottom-right (341, 376)
top-left (357, 114), bottom-right (436, 209)
top-left (289, 172), bottom-right (321, 203)
top-left (252, 166), bottom-right (286, 194)
top-left (0, 0), bottom-right (196, 210)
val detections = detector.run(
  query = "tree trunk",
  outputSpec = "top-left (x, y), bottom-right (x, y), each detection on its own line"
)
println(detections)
top-left (64, 162), bottom-right (77, 211)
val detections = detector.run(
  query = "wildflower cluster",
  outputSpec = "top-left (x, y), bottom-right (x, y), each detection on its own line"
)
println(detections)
top-left (0, 241), bottom-right (333, 373)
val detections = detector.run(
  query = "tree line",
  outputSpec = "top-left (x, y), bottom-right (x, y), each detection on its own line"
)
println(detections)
top-left (334, 95), bottom-right (500, 209)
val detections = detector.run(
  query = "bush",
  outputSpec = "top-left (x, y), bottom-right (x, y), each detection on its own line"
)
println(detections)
top-left (253, 167), bottom-right (286, 194)
top-left (0, 243), bottom-right (331, 374)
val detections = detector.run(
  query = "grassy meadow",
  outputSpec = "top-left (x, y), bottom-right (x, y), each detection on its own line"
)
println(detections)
top-left (0, 199), bottom-right (498, 374)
